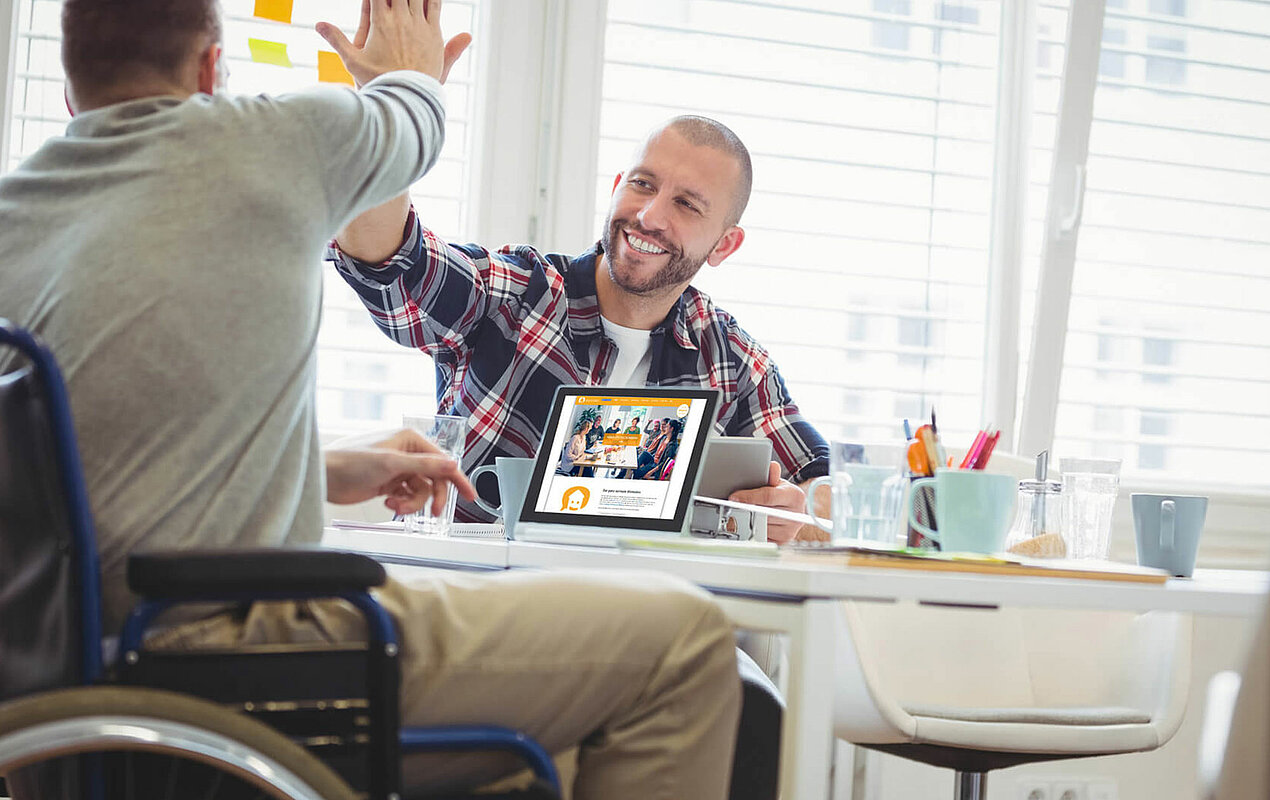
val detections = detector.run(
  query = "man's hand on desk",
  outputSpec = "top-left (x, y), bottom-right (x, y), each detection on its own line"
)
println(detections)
top-left (796, 477), bottom-right (831, 542)
top-left (729, 462), bottom-right (808, 545)
top-left (324, 428), bottom-right (477, 516)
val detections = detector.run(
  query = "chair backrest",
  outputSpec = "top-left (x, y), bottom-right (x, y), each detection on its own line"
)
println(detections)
top-left (0, 320), bottom-right (103, 700)
top-left (832, 598), bottom-right (1192, 746)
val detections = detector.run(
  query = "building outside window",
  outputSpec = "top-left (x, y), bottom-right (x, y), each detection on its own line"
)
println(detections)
top-left (872, 0), bottom-right (912, 51)
top-left (1145, 36), bottom-right (1187, 86)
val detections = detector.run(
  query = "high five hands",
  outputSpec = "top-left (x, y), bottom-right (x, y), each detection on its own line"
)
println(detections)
top-left (316, 0), bottom-right (472, 88)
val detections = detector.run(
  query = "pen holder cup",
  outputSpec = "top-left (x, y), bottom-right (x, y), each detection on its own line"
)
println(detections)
top-left (907, 476), bottom-right (939, 549)
top-left (906, 470), bottom-right (1015, 554)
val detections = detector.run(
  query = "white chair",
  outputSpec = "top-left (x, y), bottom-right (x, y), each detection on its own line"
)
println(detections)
top-left (831, 600), bottom-right (1192, 800)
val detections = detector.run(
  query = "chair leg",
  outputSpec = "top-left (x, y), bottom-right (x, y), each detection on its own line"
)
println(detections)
top-left (954, 771), bottom-right (986, 800)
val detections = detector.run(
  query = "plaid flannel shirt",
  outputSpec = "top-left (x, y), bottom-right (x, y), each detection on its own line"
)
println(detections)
top-left (328, 210), bottom-right (829, 521)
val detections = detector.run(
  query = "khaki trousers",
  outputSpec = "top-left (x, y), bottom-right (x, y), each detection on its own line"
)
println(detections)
top-left (152, 569), bottom-right (742, 800)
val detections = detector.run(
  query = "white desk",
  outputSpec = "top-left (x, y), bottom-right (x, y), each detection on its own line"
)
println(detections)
top-left (323, 527), bottom-right (1269, 800)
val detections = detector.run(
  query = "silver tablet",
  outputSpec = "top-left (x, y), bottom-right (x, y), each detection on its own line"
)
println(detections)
top-left (695, 436), bottom-right (773, 500)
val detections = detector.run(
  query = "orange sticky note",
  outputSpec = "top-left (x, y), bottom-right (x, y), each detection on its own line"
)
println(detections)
top-left (318, 51), bottom-right (355, 85)
top-left (253, 0), bottom-right (293, 24)
top-left (247, 38), bottom-right (292, 68)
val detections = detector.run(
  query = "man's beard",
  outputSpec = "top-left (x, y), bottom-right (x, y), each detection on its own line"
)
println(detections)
top-left (601, 218), bottom-right (709, 296)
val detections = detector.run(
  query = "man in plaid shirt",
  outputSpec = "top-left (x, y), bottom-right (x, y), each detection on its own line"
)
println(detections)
top-left (329, 115), bottom-right (829, 542)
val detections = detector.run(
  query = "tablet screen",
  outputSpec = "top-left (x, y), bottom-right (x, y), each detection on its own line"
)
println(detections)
top-left (520, 387), bottom-right (720, 532)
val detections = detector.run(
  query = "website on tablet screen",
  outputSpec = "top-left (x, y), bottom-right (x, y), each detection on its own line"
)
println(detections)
top-left (532, 393), bottom-right (709, 520)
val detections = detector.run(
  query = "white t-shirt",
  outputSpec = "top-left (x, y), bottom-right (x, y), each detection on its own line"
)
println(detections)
top-left (599, 316), bottom-right (654, 387)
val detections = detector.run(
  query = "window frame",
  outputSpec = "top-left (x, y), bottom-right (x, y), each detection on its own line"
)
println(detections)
top-left (0, 0), bottom-right (18, 169)
top-left (3, 0), bottom-right (1267, 516)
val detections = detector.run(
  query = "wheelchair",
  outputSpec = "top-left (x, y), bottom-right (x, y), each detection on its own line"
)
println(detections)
top-left (0, 319), bottom-right (560, 800)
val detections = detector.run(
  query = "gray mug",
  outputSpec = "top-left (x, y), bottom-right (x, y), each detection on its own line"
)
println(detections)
top-left (471, 457), bottom-right (534, 539)
top-left (1132, 493), bottom-right (1208, 577)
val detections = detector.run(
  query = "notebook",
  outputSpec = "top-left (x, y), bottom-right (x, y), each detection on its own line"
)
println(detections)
top-left (515, 386), bottom-right (721, 547)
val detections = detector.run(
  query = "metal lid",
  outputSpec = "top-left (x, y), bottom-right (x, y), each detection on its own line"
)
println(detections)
top-left (1018, 479), bottom-right (1062, 493)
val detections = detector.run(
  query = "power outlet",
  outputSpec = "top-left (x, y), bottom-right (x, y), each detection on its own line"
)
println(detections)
top-left (1052, 781), bottom-right (1086, 800)
top-left (1086, 780), bottom-right (1119, 800)
top-left (1017, 779), bottom-right (1052, 800)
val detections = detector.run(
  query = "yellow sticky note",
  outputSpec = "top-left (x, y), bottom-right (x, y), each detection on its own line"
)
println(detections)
top-left (317, 51), bottom-right (355, 86)
top-left (253, 0), bottom-right (293, 24)
top-left (248, 38), bottom-right (292, 68)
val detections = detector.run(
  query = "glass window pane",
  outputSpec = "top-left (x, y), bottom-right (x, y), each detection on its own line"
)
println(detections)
top-left (599, 0), bottom-right (1003, 445)
top-left (1046, 0), bottom-right (1270, 487)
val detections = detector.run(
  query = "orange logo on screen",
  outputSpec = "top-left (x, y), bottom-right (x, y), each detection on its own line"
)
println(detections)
top-left (561, 486), bottom-right (591, 511)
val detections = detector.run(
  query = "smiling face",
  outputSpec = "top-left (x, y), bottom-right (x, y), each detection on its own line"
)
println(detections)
top-left (562, 487), bottom-right (590, 511)
top-left (600, 128), bottom-right (746, 297)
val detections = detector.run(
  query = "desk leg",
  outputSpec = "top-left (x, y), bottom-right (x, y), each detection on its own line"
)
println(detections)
top-left (781, 598), bottom-right (837, 800)
top-left (708, 595), bottom-right (838, 800)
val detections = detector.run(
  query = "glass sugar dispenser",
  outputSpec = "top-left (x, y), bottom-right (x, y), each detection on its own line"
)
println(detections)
top-left (1005, 450), bottom-right (1067, 558)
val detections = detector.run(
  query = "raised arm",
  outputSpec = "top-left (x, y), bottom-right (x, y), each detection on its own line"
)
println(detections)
top-left (318, 0), bottom-right (469, 260)
top-left (335, 193), bottom-right (413, 263)
top-left (286, 0), bottom-right (471, 231)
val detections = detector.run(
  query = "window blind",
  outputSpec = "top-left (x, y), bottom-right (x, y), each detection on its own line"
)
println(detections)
top-left (1032, 0), bottom-right (1270, 486)
top-left (595, 0), bottom-right (1004, 447)
top-left (4, 0), bottom-right (483, 434)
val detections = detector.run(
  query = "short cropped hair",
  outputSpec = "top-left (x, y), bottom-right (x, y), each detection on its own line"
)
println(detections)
top-left (63, 0), bottom-right (222, 95)
top-left (665, 115), bottom-right (753, 226)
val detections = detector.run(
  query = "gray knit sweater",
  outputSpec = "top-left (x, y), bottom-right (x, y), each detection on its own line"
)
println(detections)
top-left (0, 71), bottom-right (445, 631)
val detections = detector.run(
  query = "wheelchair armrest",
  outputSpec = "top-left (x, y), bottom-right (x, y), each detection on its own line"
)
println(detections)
top-left (127, 548), bottom-right (387, 599)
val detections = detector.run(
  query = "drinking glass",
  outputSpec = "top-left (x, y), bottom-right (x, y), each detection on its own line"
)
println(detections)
top-left (804, 443), bottom-right (906, 545)
top-left (402, 413), bottom-right (467, 535)
top-left (1060, 457), bottom-right (1122, 559)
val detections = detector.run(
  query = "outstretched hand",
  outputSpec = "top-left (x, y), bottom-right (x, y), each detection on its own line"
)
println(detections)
top-left (316, 0), bottom-right (472, 88)
top-left (324, 428), bottom-right (476, 516)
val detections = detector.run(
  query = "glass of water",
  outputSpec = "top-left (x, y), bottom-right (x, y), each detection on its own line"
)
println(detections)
top-left (1060, 458), bottom-right (1122, 559)
top-left (803, 442), bottom-right (906, 545)
top-left (402, 413), bottom-right (467, 535)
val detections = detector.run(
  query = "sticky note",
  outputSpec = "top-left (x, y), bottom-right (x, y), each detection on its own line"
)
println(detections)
top-left (248, 38), bottom-right (292, 68)
top-left (318, 51), bottom-right (355, 85)
top-left (253, 0), bottom-right (293, 24)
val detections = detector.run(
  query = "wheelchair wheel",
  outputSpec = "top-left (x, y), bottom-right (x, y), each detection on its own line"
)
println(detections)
top-left (0, 686), bottom-right (358, 800)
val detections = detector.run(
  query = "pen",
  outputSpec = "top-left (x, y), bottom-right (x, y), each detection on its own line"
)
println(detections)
top-left (974, 431), bottom-right (1001, 470)
top-left (916, 425), bottom-right (939, 476)
top-left (959, 429), bottom-right (987, 469)
top-left (930, 408), bottom-right (947, 469)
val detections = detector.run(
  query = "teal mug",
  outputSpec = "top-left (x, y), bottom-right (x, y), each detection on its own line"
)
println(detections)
top-left (470, 457), bottom-right (534, 539)
top-left (1132, 493), bottom-right (1207, 578)
top-left (907, 470), bottom-right (1016, 553)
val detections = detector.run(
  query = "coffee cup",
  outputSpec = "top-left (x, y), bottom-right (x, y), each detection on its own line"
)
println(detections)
top-left (907, 470), bottom-right (1016, 553)
top-left (1132, 493), bottom-right (1207, 577)
top-left (470, 457), bottom-right (534, 539)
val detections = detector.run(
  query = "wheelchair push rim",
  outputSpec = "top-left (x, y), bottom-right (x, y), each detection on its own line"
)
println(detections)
top-left (0, 687), bottom-right (358, 800)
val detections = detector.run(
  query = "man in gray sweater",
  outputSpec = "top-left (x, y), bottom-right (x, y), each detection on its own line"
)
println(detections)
top-left (0, 0), bottom-right (740, 796)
